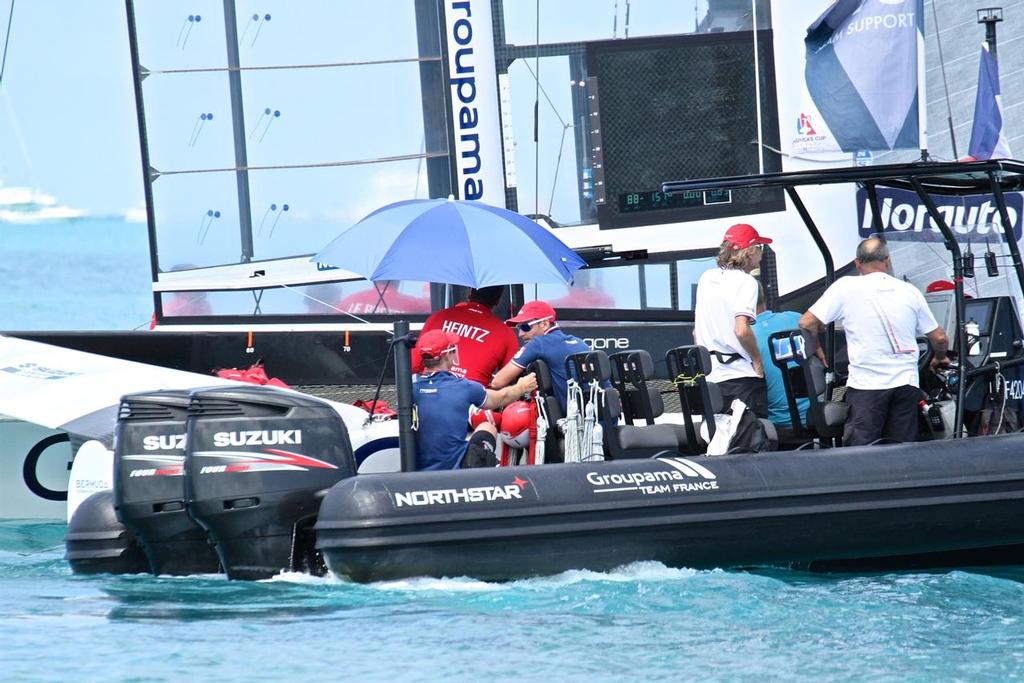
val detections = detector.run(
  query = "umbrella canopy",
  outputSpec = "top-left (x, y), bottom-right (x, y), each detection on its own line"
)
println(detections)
top-left (312, 198), bottom-right (587, 288)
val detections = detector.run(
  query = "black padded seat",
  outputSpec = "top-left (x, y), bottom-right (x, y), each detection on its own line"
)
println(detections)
top-left (767, 329), bottom-right (848, 447)
top-left (565, 350), bottom-right (681, 460)
top-left (617, 423), bottom-right (689, 451)
top-left (609, 350), bottom-right (689, 453)
top-left (665, 345), bottom-right (724, 455)
top-left (525, 359), bottom-right (564, 463)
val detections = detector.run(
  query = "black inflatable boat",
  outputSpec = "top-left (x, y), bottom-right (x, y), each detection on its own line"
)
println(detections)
top-left (64, 161), bottom-right (1024, 582)
top-left (66, 373), bottom-right (1024, 582)
top-left (314, 439), bottom-right (1024, 582)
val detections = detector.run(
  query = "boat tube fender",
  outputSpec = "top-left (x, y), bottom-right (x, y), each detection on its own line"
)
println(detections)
top-left (67, 439), bottom-right (114, 523)
top-left (66, 489), bottom-right (150, 576)
top-left (184, 385), bottom-right (356, 580)
top-left (113, 389), bottom-right (221, 575)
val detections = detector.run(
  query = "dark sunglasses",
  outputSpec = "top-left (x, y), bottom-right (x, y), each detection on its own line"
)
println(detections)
top-left (517, 316), bottom-right (552, 332)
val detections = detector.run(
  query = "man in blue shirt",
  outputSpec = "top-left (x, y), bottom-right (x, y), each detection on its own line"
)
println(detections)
top-left (491, 300), bottom-right (590, 413)
top-left (753, 286), bottom-right (809, 428)
top-left (413, 329), bottom-right (537, 471)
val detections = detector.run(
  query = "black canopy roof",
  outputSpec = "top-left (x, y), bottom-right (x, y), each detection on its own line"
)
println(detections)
top-left (663, 159), bottom-right (1024, 196)
top-left (664, 158), bottom-right (1024, 438)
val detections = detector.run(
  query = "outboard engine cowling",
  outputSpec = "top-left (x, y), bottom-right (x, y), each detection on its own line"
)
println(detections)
top-left (184, 386), bottom-right (356, 580)
top-left (66, 489), bottom-right (149, 575)
top-left (114, 390), bottom-right (221, 575)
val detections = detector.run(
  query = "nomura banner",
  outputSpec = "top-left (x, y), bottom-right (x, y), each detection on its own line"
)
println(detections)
top-left (856, 187), bottom-right (1024, 242)
top-left (792, 0), bottom-right (925, 154)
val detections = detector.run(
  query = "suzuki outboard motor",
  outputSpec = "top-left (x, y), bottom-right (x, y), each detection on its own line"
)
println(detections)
top-left (66, 489), bottom-right (149, 575)
top-left (113, 390), bottom-right (221, 575)
top-left (184, 386), bottom-right (356, 580)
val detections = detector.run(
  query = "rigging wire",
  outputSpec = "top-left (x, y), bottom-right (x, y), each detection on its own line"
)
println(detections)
top-left (520, 56), bottom-right (575, 217)
top-left (548, 123), bottom-right (571, 215)
top-left (521, 60), bottom-right (567, 128)
top-left (0, 0), bottom-right (38, 189)
top-left (0, 0), bottom-right (13, 87)
top-left (278, 283), bottom-right (374, 325)
top-left (147, 54), bottom-right (441, 76)
top-left (534, 0), bottom-right (540, 216)
top-left (414, 135), bottom-right (425, 199)
top-left (929, 0), bottom-right (959, 158)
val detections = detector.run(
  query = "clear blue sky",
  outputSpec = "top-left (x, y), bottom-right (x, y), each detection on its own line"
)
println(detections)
top-left (0, 1), bottom-right (142, 214)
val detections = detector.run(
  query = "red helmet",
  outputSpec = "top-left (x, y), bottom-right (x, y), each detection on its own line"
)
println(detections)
top-left (499, 400), bottom-right (534, 448)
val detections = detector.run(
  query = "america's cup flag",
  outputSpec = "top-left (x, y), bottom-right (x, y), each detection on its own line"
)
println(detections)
top-left (792, 0), bottom-right (925, 154)
top-left (967, 43), bottom-right (1012, 161)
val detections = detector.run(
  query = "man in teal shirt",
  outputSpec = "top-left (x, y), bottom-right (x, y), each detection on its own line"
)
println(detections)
top-left (753, 287), bottom-right (809, 428)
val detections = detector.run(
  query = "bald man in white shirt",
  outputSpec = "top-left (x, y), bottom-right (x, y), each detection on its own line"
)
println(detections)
top-left (800, 237), bottom-right (949, 446)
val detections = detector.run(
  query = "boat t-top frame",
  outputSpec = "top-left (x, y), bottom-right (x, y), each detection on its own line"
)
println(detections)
top-left (663, 159), bottom-right (1024, 438)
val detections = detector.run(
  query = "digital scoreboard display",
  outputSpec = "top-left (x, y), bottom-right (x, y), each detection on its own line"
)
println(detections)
top-left (619, 189), bottom-right (732, 213)
top-left (587, 32), bottom-right (784, 229)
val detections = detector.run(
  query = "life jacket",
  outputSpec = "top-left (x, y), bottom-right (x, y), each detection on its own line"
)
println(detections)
top-left (214, 361), bottom-right (290, 388)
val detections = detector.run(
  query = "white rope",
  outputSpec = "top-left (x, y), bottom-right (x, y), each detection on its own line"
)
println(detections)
top-left (560, 379), bottom-right (584, 463)
top-left (586, 381), bottom-right (605, 462)
top-left (534, 393), bottom-right (548, 465)
top-left (994, 366), bottom-right (1008, 434)
top-left (581, 382), bottom-right (596, 460)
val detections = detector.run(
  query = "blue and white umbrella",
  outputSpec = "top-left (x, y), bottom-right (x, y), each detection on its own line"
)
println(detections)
top-left (313, 197), bottom-right (586, 288)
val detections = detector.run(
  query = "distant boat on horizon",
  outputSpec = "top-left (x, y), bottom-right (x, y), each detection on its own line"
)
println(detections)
top-left (0, 184), bottom-right (89, 223)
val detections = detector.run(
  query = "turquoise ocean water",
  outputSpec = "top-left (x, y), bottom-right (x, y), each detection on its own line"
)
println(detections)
top-left (4, 220), bottom-right (1024, 681)
top-left (1, 219), bottom-right (153, 331)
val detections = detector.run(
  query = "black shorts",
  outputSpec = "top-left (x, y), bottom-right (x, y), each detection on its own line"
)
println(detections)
top-left (843, 385), bottom-right (923, 446)
top-left (714, 376), bottom-right (769, 419)
top-left (461, 430), bottom-right (497, 468)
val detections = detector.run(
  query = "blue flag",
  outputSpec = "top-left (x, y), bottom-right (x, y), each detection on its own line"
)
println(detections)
top-left (803, 0), bottom-right (923, 153)
top-left (967, 43), bottom-right (1012, 160)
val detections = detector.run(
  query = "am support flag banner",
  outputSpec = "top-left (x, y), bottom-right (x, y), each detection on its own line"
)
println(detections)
top-left (793, 0), bottom-right (924, 154)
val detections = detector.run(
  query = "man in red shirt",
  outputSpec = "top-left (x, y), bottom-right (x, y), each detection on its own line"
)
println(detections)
top-left (337, 281), bottom-right (431, 315)
top-left (412, 286), bottom-right (518, 386)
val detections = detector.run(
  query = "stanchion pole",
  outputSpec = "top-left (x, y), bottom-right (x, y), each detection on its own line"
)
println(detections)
top-left (393, 320), bottom-right (417, 472)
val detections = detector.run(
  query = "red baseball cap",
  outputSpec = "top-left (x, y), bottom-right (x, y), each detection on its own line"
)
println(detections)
top-left (505, 300), bottom-right (556, 326)
top-left (415, 329), bottom-right (460, 359)
top-left (723, 223), bottom-right (772, 250)
top-left (926, 279), bottom-right (955, 293)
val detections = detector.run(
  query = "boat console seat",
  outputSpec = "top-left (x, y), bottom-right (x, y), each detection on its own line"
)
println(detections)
top-left (526, 359), bottom-right (564, 463)
top-left (665, 345), bottom-right (724, 455)
top-left (768, 330), bottom-right (848, 446)
top-left (608, 350), bottom-right (690, 456)
top-left (566, 350), bottom-right (683, 460)
top-left (609, 350), bottom-right (664, 424)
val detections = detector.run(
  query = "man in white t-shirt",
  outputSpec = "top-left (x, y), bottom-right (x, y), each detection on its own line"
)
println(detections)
top-left (799, 237), bottom-right (949, 446)
top-left (694, 223), bottom-right (773, 418)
